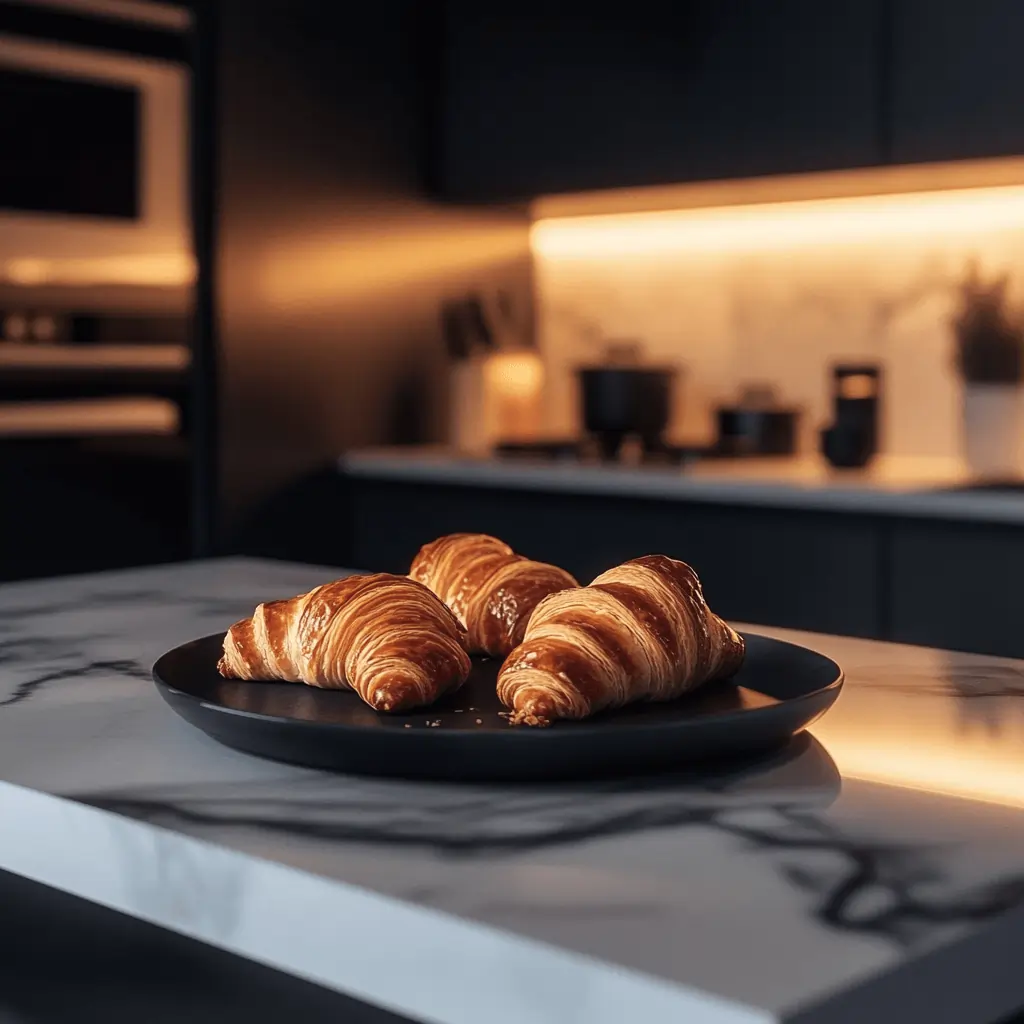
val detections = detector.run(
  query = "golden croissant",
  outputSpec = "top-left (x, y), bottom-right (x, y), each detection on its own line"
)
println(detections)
top-left (497, 555), bottom-right (745, 726)
top-left (217, 573), bottom-right (471, 712)
top-left (409, 533), bottom-right (578, 657)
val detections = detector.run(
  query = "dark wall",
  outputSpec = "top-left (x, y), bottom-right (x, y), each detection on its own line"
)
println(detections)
top-left (213, 1), bottom-right (531, 529)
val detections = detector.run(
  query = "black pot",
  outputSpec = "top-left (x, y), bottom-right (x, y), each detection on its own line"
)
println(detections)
top-left (577, 366), bottom-right (676, 459)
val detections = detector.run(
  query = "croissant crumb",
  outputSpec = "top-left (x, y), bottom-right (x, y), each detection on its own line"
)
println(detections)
top-left (509, 709), bottom-right (552, 727)
top-left (505, 690), bottom-right (558, 727)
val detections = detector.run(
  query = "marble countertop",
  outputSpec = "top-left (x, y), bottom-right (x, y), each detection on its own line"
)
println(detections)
top-left (339, 447), bottom-right (1024, 523)
top-left (3, 558), bottom-right (1024, 1024)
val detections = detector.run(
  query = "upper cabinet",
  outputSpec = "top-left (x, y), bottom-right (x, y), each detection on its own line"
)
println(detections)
top-left (437, 1), bottom-right (884, 202)
top-left (890, 0), bottom-right (1024, 164)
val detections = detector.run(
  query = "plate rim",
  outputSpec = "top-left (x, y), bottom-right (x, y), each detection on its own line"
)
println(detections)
top-left (152, 630), bottom-right (844, 740)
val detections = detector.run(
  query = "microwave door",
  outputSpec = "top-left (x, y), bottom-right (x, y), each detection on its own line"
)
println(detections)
top-left (0, 65), bottom-right (140, 220)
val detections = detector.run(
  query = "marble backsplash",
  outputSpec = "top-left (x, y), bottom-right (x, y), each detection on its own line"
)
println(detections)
top-left (534, 226), bottom-right (1024, 458)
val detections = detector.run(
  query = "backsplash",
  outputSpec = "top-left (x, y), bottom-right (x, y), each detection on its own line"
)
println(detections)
top-left (533, 198), bottom-right (1024, 458)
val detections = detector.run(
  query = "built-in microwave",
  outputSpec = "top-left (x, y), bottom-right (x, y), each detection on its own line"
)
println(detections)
top-left (0, 0), bottom-right (193, 289)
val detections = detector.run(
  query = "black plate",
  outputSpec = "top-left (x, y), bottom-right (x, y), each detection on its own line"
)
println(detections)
top-left (152, 632), bottom-right (843, 781)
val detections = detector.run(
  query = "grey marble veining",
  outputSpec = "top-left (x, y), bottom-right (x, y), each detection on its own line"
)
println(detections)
top-left (2, 559), bottom-right (1024, 1023)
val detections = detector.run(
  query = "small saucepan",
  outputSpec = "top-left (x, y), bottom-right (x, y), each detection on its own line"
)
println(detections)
top-left (715, 406), bottom-right (800, 457)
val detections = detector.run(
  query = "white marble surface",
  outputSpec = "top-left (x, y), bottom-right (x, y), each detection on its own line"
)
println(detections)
top-left (3, 559), bottom-right (1024, 1023)
top-left (338, 447), bottom-right (1024, 523)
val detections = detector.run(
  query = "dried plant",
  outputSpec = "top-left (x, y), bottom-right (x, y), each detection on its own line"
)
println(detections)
top-left (953, 262), bottom-right (1024, 384)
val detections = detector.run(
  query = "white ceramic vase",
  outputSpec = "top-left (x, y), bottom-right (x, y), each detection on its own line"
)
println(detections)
top-left (962, 383), bottom-right (1024, 478)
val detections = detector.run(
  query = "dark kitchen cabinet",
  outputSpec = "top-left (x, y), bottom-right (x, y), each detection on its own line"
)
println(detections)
top-left (890, 521), bottom-right (1024, 658)
top-left (347, 480), bottom-right (883, 638)
top-left (438, 0), bottom-right (883, 201)
top-left (890, 0), bottom-right (1024, 164)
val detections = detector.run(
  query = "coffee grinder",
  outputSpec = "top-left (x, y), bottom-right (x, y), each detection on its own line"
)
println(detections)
top-left (820, 363), bottom-right (882, 468)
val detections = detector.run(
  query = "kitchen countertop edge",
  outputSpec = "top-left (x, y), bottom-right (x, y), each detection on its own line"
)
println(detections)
top-left (338, 450), bottom-right (1024, 524)
top-left (0, 779), bottom-right (771, 1024)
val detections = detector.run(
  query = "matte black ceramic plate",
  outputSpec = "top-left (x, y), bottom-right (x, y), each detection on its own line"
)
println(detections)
top-left (152, 632), bottom-right (843, 781)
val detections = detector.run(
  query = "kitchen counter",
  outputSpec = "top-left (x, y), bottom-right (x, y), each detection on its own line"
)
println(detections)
top-left (3, 557), bottom-right (1024, 1023)
top-left (339, 447), bottom-right (1024, 524)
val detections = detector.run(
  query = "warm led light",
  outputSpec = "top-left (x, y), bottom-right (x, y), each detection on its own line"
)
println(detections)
top-left (2, 253), bottom-right (195, 287)
top-left (810, 674), bottom-right (1024, 811)
top-left (531, 183), bottom-right (1024, 259)
top-left (838, 374), bottom-right (877, 400)
top-left (826, 742), bottom-right (1024, 810)
top-left (483, 350), bottom-right (545, 442)
top-left (0, 397), bottom-right (179, 437)
top-left (5, 258), bottom-right (49, 285)
top-left (487, 351), bottom-right (545, 399)
top-left (257, 217), bottom-right (526, 309)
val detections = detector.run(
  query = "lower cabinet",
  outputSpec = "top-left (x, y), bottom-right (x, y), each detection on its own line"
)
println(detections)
top-left (890, 521), bottom-right (1024, 658)
top-left (348, 480), bottom-right (883, 639)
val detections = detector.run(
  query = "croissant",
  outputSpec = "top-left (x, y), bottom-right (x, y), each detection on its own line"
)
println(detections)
top-left (409, 533), bottom-right (578, 657)
top-left (497, 554), bottom-right (744, 726)
top-left (217, 573), bottom-right (471, 712)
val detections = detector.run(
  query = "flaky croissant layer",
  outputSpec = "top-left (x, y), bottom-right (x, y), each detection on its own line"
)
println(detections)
top-left (410, 533), bottom-right (578, 656)
top-left (218, 573), bottom-right (471, 712)
top-left (497, 555), bottom-right (744, 726)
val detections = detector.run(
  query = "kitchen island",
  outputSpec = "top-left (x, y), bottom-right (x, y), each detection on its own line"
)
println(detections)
top-left (2, 557), bottom-right (1024, 1023)
top-left (336, 448), bottom-right (1024, 658)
